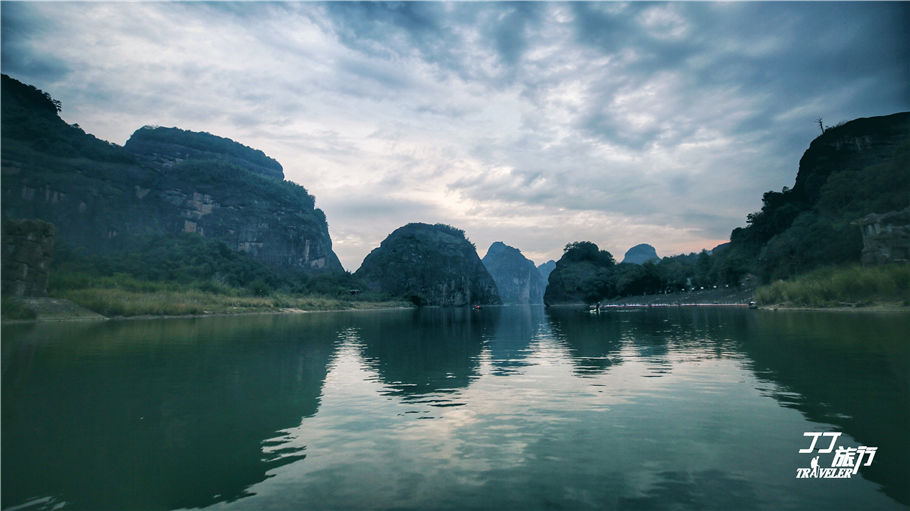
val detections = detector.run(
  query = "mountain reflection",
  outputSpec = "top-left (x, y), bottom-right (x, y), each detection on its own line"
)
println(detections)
top-left (740, 311), bottom-right (910, 506)
top-left (1, 314), bottom-right (340, 510)
top-left (484, 305), bottom-right (545, 375)
top-left (546, 307), bottom-right (625, 376)
top-left (3, 307), bottom-right (907, 511)
top-left (354, 307), bottom-right (490, 401)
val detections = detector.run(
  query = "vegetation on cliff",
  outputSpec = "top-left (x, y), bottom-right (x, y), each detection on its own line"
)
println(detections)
top-left (125, 125), bottom-right (284, 180)
top-left (356, 223), bottom-right (501, 306)
top-left (710, 112), bottom-right (910, 283)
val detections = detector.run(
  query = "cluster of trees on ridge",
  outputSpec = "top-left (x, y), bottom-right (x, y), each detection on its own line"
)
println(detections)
top-left (543, 241), bottom-right (741, 304)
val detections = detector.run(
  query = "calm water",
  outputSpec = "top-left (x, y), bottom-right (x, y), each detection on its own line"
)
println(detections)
top-left (2, 307), bottom-right (908, 510)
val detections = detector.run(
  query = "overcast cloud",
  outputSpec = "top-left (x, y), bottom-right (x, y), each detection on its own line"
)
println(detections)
top-left (2, 2), bottom-right (908, 270)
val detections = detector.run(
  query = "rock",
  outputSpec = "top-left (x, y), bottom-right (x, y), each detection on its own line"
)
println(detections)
top-left (621, 243), bottom-right (659, 265)
top-left (855, 207), bottom-right (910, 265)
top-left (1, 219), bottom-right (55, 297)
top-left (482, 242), bottom-right (546, 304)
top-left (355, 223), bottom-right (501, 306)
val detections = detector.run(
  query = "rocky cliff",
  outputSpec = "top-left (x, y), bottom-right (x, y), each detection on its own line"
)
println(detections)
top-left (482, 242), bottom-right (545, 304)
top-left (355, 223), bottom-right (501, 306)
top-left (1, 74), bottom-right (342, 273)
top-left (1, 219), bottom-right (55, 297)
top-left (537, 260), bottom-right (556, 281)
top-left (620, 243), bottom-right (659, 265)
top-left (714, 111), bottom-right (910, 280)
top-left (794, 112), bottom-right (910, 204)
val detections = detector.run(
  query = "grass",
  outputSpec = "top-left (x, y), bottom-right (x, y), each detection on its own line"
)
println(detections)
top-left (754, 263), bottom-right (910, 307)
top-left (1, 297), bottom-right (37, 320)
top-left (48, 271), bottom-right (410, 317)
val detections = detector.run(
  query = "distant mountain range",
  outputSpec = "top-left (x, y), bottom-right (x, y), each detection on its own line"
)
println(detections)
top-left (3, 74), bottom-right (907, 306)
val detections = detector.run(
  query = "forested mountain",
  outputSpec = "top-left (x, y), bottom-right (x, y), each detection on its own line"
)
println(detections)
top-left (356, 223), bottom-right (501, 306)
top-left (713, 112), bottom-right (910, 281)
top-left (1, 74), bottom-right (342, 274)
top-left (543, 242), bottom-right (616, 304)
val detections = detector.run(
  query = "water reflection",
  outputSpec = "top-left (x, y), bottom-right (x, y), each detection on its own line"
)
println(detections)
top-left (547, 308), bottom-right (625, 376)
top-left (2, 307), bottom-right (907, 511)
top-left (742, 311), bottom-right (910, 506)
top-left (2, 314), bottom-right (340, 510)
top-left (484, 306), bottom-right (545, 375)
top-left (355, 308), bottom-right (490, 402)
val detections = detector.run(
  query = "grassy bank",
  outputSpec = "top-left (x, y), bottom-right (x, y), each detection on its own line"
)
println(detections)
top-left (754, 263), bottom-right (910, 307)
top-left (1, 297), bottom-right (37, 320)
top-left (49, 271), bottom-right (410, 317)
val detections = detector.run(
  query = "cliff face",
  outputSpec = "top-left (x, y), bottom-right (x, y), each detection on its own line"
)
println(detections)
top-left (621, 244), bottom-right (659, 265)
top-left (482, 242), bottom-right (545, 304)
top-left (1, 219), bottom-right (55, 297)
top-left (355, 223), bottom-right (501, 306)
top-left (0, 74), bottom-right (342, 273)
top-left (794, 112), bottom-right (910, 204)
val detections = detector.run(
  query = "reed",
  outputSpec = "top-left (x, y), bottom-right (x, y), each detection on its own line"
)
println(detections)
top-left (754, 263), bottom-right (910, 307)
top-left (50, 270), bottom-right (409, 317)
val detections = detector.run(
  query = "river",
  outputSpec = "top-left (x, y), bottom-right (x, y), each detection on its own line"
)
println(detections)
top-left (2, 307), bottom-right (908, 510)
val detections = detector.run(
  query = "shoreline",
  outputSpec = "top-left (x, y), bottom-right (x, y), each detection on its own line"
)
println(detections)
top-left (1, 297), bottom-right (415, 324)
top-left (6, 299), bottom-right (907, 325)
top-left (757, 304), bottom-right (910, 313)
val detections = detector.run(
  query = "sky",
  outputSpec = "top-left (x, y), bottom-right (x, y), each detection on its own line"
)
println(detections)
top-left (2, 2), bottom-right (908, 271)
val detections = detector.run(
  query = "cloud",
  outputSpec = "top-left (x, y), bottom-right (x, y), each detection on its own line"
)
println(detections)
top-left (2, 1), bottom-right (908, 269)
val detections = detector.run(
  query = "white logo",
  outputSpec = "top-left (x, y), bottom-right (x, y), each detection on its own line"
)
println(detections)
top-left (796, 432), bottom-right (877, 479)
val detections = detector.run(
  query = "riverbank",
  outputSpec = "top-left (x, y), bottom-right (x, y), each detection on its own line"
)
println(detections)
top-left (754, 264), bottom-right (909, 308)
top-left (598, 284), bottom-right (756, 307)
top-left (1, 294), bottom-right (414, 323)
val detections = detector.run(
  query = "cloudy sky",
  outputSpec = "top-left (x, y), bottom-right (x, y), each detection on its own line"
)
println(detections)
top-left (2, 2), bottom-right (908, 271)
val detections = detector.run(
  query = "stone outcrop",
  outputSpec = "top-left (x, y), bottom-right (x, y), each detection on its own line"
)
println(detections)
top-left (855, 208), bottom-right (910, 265)
top-left (482, 242), bottom-right (545, 304)
top-left (621, 243), bottom-right (659, 265)
top-left (355, 223), bottom-right (501, 306)
top-left (2, 219), bottom-right (55, 297)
